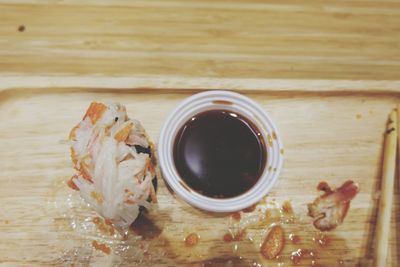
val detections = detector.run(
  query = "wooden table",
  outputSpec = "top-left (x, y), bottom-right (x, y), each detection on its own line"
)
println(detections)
top-left (0, 1), bottom-right (399, 266)
top-left (1, 0), bottom-right (400, 90)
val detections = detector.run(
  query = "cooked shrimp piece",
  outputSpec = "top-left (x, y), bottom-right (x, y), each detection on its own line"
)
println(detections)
top-left (308, 180), bottom-right (359, 231)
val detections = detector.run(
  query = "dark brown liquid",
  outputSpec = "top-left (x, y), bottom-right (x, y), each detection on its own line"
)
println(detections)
top-left (173, 109), bottom-right (266, 198)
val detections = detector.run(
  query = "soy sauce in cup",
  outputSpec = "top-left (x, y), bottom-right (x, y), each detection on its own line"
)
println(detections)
top-left (158, 90), bottom-right (283, 212)
top-left (173, 109), bottom-right (266, 198)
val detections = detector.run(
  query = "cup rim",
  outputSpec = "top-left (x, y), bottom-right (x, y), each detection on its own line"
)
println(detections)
top-left (158, 90), bottom-right (284, 212)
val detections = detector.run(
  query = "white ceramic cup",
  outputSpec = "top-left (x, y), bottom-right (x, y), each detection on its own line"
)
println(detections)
top-left (158, 90), bottom-right (284, 212)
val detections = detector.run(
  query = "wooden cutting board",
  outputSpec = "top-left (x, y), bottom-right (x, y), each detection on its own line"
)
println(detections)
top-left (0, 86), bottom-right (399, 266)
top-left (1, 0), bottom-right (400, 266)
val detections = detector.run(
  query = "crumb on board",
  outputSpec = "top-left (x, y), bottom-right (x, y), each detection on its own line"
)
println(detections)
top-left (223, 233), bottom-right (233, 242)
top-left (232, 212), bottom-right (241, 221)
top-left (282, 200), bottom-right (294, 215)
top-left (308, 180), bottom-right (359, 231)
top-left (242, 204), bottom-right (257, 213)
top-left (93, 217), bottom-right (115, 236)
top-left (289, 234), bottom-right (300, 244)
top-left (223, 229), bottom-right (246, 243)
top-left (313, 234), bottom-right (330, 247)
top-left (356, 114), bottom-right (362, 119)
top-left (184, 233), bottom-right (200, 247)
top-left (92, 240), bottom-right (111, 254)
top-left (18, 25), bottom-right (25, 32)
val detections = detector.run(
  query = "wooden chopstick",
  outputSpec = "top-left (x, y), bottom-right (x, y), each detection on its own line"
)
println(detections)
top-left (373, 109), bottom-right (397, 267)
top-left (398, 105), bottom-right (400, 188)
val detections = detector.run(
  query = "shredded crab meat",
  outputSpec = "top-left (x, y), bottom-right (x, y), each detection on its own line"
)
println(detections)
top-left (307, 180), bottom-right (359, 231)
top-left (68, 101), bottom-right (157, 230)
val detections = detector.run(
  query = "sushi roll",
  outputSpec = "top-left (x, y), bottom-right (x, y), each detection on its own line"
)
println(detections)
top-left (68, 101), bottom-right (157, 229)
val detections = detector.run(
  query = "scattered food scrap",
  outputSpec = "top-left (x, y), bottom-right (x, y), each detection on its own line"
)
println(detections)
top-left (242, 204), bottom-right (257, 213)
top-left (289, 233), bottom-right (300, 244)
top-left (290, 248), bottom-right (315, 265)
top-left (260, 225), bottom-right (284, 259)
top-left (92, 240), bottom-right (111, 255)
top-left (232, 212), bottom-right (241, 221)
top-left (93, 217), bottom-right (115, 236)
top-left (308, 180), bottom-right (359, 231)
top-left (282, 200), bottom-right (294, 215)
top-left (223, 229), bottom-right (246, 243)
top-left (185, 233), bottom-right (200, 247)
top-left (313, 234), bottom-right (330, 247)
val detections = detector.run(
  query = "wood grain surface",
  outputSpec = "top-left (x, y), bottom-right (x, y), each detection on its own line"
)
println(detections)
top-left (1, 0), bottom-right (400, 266)
top-left (0, 88), bottom-right (399, 266)
top-left (1, 0), bottom-right (400, 82)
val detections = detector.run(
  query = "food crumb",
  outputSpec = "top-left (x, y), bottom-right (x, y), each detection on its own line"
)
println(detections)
top-left (93, 217), bottom-right (115, 236)
top-left (356, 114), bottom-right (362, 119)
top-left (67, 177), bottom-right (79, 190)
top-left (185, 233), bottom-right (199, 247)
top-left (282, 200), bottom-right (293, 215)
top-left (17, 25), bottom-right (25, 32)
top-left (313, 234), bottom-right (330, 247)
top-left (259, 197), bottom-right (267, 205)
top-left (242, 204), bottom-right (257, 213)
top-left (289, 234), bottom-right (300, 244)
top-left (234, 229), bottom-right (246, 241)
top-left (291, 249), bottom-right (303, 264)
top-left (311, 260), bottom-right (322, 266)
top-left (317, 181), bottom-right (331, 192)
top-left (92, 240), bottom-right (111, 254)
top-left (4, 220), bottom-right (9, 224)
top-left (223, 229), bottom-right (246, 243)
top-left (223, 233), bottom-right (233, 242)
top-left (232, 212), bottom-right (241, 221)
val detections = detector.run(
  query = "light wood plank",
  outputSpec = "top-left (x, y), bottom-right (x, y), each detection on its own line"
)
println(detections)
top-left (0, 0), bottom-right (400, 80)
